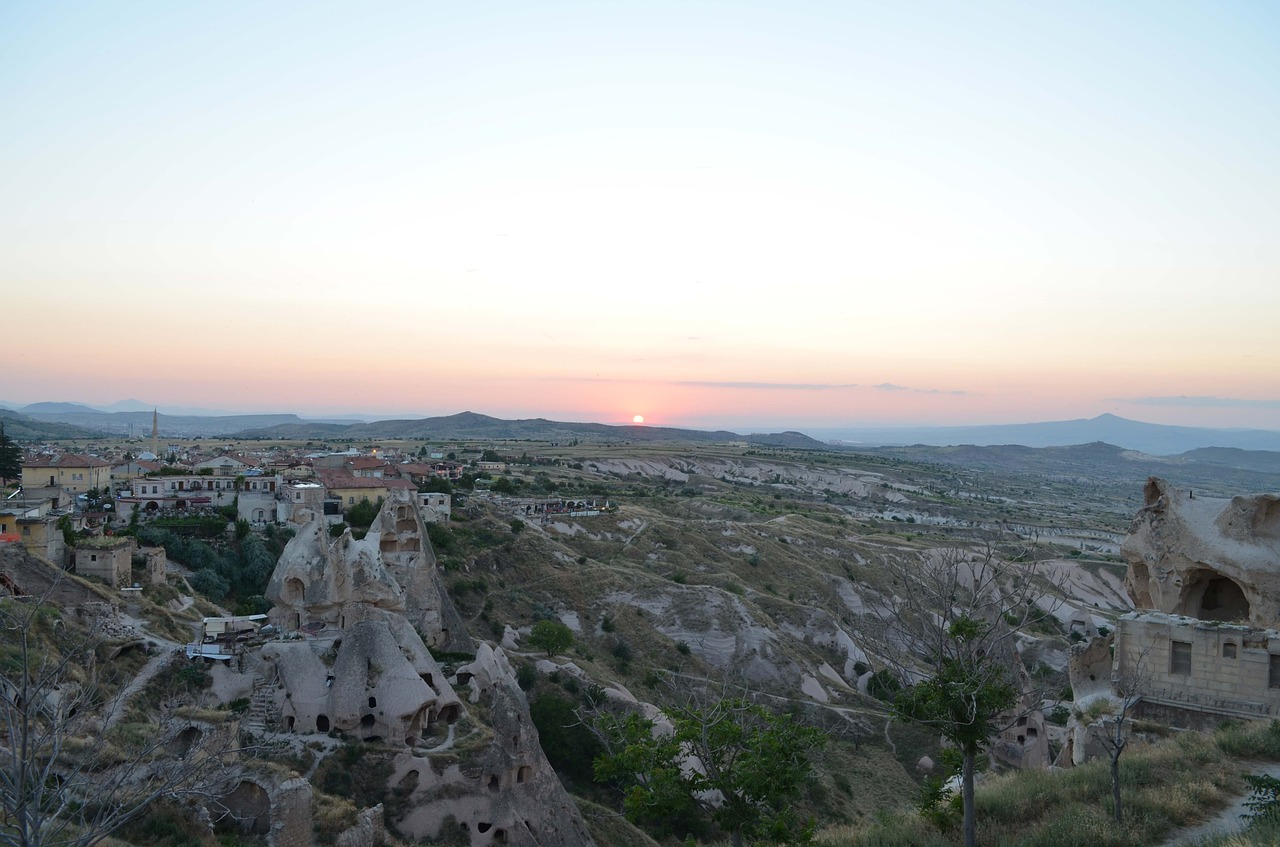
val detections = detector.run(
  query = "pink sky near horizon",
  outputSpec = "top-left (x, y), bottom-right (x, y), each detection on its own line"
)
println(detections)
top-left (3, 2), bottom-right (1278, 432)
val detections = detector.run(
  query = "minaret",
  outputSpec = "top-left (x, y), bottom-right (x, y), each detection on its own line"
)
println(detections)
top-left (151, 408), bottom-right (159, 460)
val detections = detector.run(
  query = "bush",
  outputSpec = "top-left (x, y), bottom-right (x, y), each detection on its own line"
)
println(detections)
top-left (530, 694), bottom-right (603, 786)
top-left (528, 619), bottom-right (573, 657)
top-left (345, 498), bottom-right (381, 528)
top-left (516, 663), bottom-right (537, 691)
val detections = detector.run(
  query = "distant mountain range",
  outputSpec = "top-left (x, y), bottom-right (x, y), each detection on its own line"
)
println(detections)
top-left (4, 401), bottom-right (1279, 458)
top-left (4, 404), bottom-right (363, 438)
top-left (234, 410), bottom-right (825, 448)
top-left (811, 414), bottom-right (1280, 456)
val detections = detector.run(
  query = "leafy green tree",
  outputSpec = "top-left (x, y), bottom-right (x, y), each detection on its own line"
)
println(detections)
top-left (418, 477), bottom-right (452, 494)
top-left (345, 497), bottom-right (381, 528)
top-left (594, 698), bottom-right (825, 847)
top-left (530, 694), bottom-right (604, 788)
top-left (0, 424), bottom-right (21, 484)
top-left (527, 619), bottom-right (573, 657)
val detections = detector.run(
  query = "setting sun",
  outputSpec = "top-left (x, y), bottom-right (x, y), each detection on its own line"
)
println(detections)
top-left (633, 415), bottom-right (644, 424)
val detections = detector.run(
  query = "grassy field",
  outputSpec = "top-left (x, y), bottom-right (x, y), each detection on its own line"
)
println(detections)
top-left (818, 721), bottom-right (1280, 847)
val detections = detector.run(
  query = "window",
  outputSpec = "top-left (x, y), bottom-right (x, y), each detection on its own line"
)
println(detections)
top-left (1223, 642), bottom-right (1238, 659)
top-left (1171, 640), bottom-right (1192, 675)
top-left (1270, 655), bottom-right (1280, 689)
top-left (349, 497), bottom-right (355, 504)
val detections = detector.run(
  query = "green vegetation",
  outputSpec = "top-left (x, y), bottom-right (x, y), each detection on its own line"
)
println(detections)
top-left (528, 619), bottom-right (574, 657)
top-left (0, 423), bottom-right (22, 482)
top-left (594, 698), bottom-right (826, 847)
top-left (835, 721), bottom-right (1280, 847)
top-left (136, 523), bottom-right (288, 611)
top-left (344, 497), bottom-right (381, 528)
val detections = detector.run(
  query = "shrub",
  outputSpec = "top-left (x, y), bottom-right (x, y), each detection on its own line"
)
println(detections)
top-left (528, 619), bottom-right (573, 657)
top-left (516, 663), bottom-right (537, 691)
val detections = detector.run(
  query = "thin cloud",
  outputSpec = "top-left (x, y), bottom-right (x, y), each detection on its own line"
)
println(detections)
top-left (676, 381), bottom-right (861, 391)
top-left (1112, 395), bottom-right (1280, 410)
top-left (539, 376), bottom-right (971, 396)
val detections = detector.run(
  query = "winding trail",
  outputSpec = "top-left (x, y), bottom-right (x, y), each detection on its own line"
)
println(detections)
top-left (1161, 762), bottom-right (1280, 847)
top-left (101, 641), bottom-right (181, 730)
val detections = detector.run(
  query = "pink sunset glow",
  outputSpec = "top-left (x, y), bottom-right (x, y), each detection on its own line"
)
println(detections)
top-left (2, 3), bottom-right (1277, 432)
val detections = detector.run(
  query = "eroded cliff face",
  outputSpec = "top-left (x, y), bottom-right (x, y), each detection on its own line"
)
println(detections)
top-left (1122, 477), bottom-right (1280, 627)
top-left (389, 645), bottom-right (596, 847)
top-left (255, 491), bottom-right (594, 847)
top-left (265, 490), bottom-right (473, 653)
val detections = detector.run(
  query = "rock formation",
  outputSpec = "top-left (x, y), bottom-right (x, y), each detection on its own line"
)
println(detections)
top-left (265, 489), bottom-right (473, 653)
top-left (255, 492), bottom-right (595, 847)
top-left (1122, 477), bottom-right (1280, 627)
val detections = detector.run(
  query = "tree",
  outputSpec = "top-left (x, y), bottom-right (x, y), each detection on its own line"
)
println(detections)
top-left (876, 545), bottom-right (1062, 847)
top-left (1, 591), bottom-right (242, 847)
top-left (1089, 645), bottom-right (1150, 825)
top-left (0, 424), bottom-right (21, 485)
top-left (345, 497), bottom-right (381, 528)
top-left (527, 619), bottom-right (573, 657)
top-left (593, 697), bottom-right (825, 847)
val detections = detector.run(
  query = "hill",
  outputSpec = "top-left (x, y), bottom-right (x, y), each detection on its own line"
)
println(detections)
top-left (233, 410), bottom-right (829, 448)
top-left (0, 408), bottom-right (106, 440)
top-left (814, 413), bottom-right (1280, 455)
top-left (18, 408), bottom-right (348, 437)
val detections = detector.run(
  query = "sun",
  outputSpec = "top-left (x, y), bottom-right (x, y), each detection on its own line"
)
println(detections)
top-left (633, 414), bottom-right (645, 424)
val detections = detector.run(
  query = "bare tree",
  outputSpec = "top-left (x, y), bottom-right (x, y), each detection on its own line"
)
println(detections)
top-left (872, 544), bottom-right (1065, 847)
top-left (1088, 645), bottom-right (1150, 825)
top-left (1, 591), bottom-right (243, 847)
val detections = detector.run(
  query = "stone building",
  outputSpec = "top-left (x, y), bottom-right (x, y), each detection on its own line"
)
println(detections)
top-left (1114, 477), bottom-right (1280, 726)
top-left (72, 537), bottom-right (135, 587)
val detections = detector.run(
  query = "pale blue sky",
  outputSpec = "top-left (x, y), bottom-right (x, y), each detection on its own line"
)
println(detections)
top-left (3, 1), bottom-right (1278, 427)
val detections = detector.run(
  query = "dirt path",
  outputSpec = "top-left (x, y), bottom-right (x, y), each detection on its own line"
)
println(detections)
top-left (102, 644), bottom-right (180, 730)
top-left (1162, 762), bottom-right (1280, 846)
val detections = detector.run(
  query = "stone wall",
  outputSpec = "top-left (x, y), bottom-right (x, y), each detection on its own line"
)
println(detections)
top-left (74, 538), bottom-right (135, 587)
top-left (1116, 612), bottom-right (1280, 724)
top-left (144, 546), bottom-right (167, 586)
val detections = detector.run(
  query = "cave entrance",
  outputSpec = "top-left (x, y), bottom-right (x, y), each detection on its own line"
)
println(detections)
top-left (217, 781), bottom-right (271, 836)
top-left (1182, 570), bottom-right (1251, 622)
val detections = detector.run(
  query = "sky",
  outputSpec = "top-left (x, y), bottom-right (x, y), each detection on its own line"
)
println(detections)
top-left (3, 1), bottom-right (1278, 431)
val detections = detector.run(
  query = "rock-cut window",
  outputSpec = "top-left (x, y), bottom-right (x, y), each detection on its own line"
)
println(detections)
top-left (1171, 640), bottom-right (1192, 675)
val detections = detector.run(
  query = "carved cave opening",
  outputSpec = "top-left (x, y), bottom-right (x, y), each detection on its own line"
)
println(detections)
top-left (217, 781), bottom-right (271, 836)
top-left (1183, 571), bottom-right (1251, 622)
top-left (167, 726), bottom-right (203, 759)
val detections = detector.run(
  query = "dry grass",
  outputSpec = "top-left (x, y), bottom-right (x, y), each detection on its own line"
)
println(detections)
top-left (823, 722), bottom-right (1280, 847)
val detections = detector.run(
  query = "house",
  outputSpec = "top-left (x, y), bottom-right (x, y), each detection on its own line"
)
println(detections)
top-left (116, 472), bottom-right (283, 522)
top-left (72, 537), bottom-right (136, 587)
top-left (397, 462), bottom-right (464, 483)
top-left (418, 492), bottom-right (451, 523)
top-left (110, 459), bottom-right (164, 485)
top-left (346, 456), bottom-right (392, 479)
top-left (314, 470), bottom-right (415, 508)
top-left (194, 455), bottom-right (259, 474)
top-left (21, 454), bottom-right (111, 493)
top-left (1112, 478), bottom-right (1280, 727)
